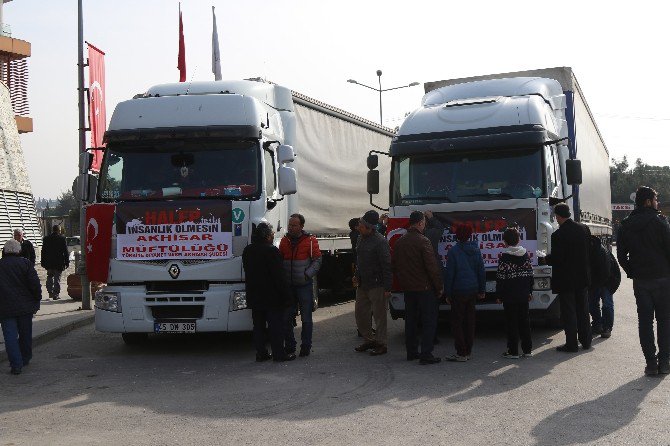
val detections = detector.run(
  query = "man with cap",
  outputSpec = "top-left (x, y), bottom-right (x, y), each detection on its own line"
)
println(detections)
top-left (617, 186), bottom-right (670, 375)
top-left (546, 202), bottom-right (592, 352)
top-left (353, 210), bottom-right (392, 356)
top-left (393, 211), bottom-right (444, 364)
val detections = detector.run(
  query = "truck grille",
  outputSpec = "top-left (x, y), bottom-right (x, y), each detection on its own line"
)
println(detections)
top-left (146, 281), bottom-right (208, 294)
top-left (151, 305), bottom-right (203, 319)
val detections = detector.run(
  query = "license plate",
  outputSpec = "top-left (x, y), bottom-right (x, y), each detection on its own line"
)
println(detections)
top-left (154, 321), bottom-right (196, 333)
top-left (485, 281), bottom-right (496, 293)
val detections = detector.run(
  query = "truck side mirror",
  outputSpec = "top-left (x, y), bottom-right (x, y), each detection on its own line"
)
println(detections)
top-left (367, 154), bottom-right (379, 170)
top-left (277, 144), bottom-right (295, 164)
top-left (278, 166), bottom-right (297, 195)
top-left (73, 173), bottom-right (98, 202)
top-left (367, 170), bottom-right (380, 195)
top-left (565, 159), bottom-right (582, 185)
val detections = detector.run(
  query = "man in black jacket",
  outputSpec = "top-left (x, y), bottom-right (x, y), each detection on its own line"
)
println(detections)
top-left (617, 186), bottom-right (670, 376)
top-left (546, 203), bottom-right (592, 352)
top-left (242, 223), bottom-right (295, 362)
top-left (40, 225), bottom-right (70, 300)
top-left (13, 228), bottom-right (36, 265)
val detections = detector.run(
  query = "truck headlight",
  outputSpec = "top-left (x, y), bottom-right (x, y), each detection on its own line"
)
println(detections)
top-left (533, 277), bottom-right (551, 290)
top-left (95, 291), bottom-right (121, 313)
top-left (229, 290), bottom-right (247, 311)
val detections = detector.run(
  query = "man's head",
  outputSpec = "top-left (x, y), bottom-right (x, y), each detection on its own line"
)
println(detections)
top-left (3, 239), bottom-right (21, 255)
top-left (287, 213), bottom-right (305, 238)
top-left (408, 211), bottom-right (426, 233)
top-left (553, 203), bottom-right (571, 225)
top-left (52, 225), bottom-right (61, 234)
top-left (455, 224), bottom-right (473, 242)
top-left (635, 186), bottom-right (658, 210)
top-left (503, 227), bottom-right (520, 247)
top-left (348, 217), bottom-right (360, 231)
top-left (13, 228), bottom-right (24, 242)
top-left (358, 210), bottom-right (379, 237)
top-left (252, 222), bottom-right (274, 243)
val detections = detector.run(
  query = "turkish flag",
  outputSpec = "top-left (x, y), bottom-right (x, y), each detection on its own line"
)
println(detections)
top-left (177, 6), bottom-right (186, 82)
top-left (386, 217), bottom-right (410, 291)
top-left (85, 203), bottom-right (115, 283)
top-left (87, 42), bottom-right (106, 172)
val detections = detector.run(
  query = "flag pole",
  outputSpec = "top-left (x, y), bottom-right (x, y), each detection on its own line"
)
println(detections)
top-left (77, 0), bottom-right (92, 310)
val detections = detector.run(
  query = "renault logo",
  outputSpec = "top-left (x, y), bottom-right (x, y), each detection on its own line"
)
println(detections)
top-left (168, 264), bottom-right (180, 279)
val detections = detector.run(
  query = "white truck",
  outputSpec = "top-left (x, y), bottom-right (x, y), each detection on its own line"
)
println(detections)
top-left (88, 79), bottom-right (392, 344)
top-left (366, 67), bottom-right (611, 324)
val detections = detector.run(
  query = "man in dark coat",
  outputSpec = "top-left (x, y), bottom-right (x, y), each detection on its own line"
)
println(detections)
top-left (14, 228), bottom-right (36, 265)
top-left (617, 186), bottom-right (670, 375)
top-left (40, 225), bottom-right (69, 300)
top-left (546, 203), bottom-right (592, 352)
top-left (0, 239), bottom-right (42, 375)
top-left (393, 211), bottom-right (444, 365)
top-left (242, 223), bottom-right (295, 362)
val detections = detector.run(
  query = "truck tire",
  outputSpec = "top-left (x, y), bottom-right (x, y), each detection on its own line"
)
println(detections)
top-left (312, 278), bottom-right (319, 311)
top-left (122, 333), bottom-right (148, 345)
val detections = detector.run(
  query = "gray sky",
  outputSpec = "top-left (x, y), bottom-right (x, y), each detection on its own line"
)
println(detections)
top-left (6, 0), bottom-right (670, 199)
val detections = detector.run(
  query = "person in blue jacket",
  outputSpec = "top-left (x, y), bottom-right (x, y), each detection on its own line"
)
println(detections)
top-left (444, 224), bottom-right (485, 361)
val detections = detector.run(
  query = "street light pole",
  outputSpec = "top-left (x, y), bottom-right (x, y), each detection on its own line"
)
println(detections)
top-left (347, 70), bottom-right (419, 127)
top-left (377, 70), bottom-right (383, 125)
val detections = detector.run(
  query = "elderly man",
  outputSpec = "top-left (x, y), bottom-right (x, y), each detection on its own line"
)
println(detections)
top-left (393, 211), bottom-right (444, 364)
top-left (12, 228), bottom-right (36, 265)
top-left (353, 210), bottom-right (392, 356)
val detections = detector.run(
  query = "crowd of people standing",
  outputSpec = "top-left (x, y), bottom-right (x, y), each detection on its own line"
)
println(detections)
top-left (245, 185), bottom-right (669, 377)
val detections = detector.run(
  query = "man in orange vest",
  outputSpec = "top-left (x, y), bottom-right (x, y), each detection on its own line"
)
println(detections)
top-left (279, 213), bottom-right (322, 357)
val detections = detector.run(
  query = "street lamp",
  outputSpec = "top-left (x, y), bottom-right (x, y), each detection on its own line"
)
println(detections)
top-left (347, 69), bottom-right (419, 126)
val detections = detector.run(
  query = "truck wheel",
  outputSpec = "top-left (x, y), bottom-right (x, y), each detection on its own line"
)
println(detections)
top-left (312, 278), bottom-right (319, 311)
top-left (122, 333), bottom-right (148, 345)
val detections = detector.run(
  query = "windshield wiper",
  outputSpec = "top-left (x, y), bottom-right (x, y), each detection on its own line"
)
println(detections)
top-left (401, 195), bottom-right (453, 203)
top-left (458, 193), bottom-right (514, 200)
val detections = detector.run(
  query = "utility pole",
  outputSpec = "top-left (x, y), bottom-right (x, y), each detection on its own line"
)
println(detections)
top-left (77, 0), bottom-right (91, 310)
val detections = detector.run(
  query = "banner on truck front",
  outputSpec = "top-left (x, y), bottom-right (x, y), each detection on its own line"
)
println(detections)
top-left (387, 208), bottom-right (538, 269)
top-left (116, 201), bottom-right (232, 260)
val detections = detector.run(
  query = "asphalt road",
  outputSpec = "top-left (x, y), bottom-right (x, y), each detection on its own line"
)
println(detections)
top-left (1, 275), bottom-right (668, 446)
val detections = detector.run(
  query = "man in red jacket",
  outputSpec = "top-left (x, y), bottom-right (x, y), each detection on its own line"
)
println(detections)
top-left (279, 214), bottom-right (322, 357)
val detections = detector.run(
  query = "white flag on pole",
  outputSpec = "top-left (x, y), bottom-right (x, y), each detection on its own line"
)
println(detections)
top-left (212, 5), bottom-right (222, 80)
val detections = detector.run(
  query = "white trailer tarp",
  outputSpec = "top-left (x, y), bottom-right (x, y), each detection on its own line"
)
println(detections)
top-left (293, 103), bottom-right (392, 235)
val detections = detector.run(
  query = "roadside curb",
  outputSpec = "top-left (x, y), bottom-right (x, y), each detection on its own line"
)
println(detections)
top-left (0, 312), bottom-right (94, 363)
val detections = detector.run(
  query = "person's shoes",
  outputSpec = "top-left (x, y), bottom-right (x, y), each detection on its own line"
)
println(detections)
top-left (582, 344), bottom-right (592, 351)
top-left (556, 344), bottom-right (579, 353)
top-left (10, 367), bottom-right (21, 375)
top-left (355, 341), bottom-right (377, 352)
top-left (52, 296), bottom-right (61, 301)
top-left (645, 362), bottom-right (659, 376)
top-left (445, 354), bottom-right (468, 362)
top-left (658, 361), bottom-right (670, 375)
top-left (284, 347), bottom-right (296, 356)
top-left (299, 346), bottom-right (311, 357)
top-left (522, 351), bottom-right (533, 358)
top-left (502, 351), bottom-right (520, 359)
top-left (600, 329), bottom-right (612, 339)
top-left (419, 355), bottom-right (441, 365)
top-left (407, 353), bottom-right (420, 361)
top-left (255, 352), bottom-right (272, 362)
top-left (274, 353), bottom-right (297, 362)
top-left (370, 345), bottom-right (387, 356)
top-left (591, 325), bottom-right (603, 336)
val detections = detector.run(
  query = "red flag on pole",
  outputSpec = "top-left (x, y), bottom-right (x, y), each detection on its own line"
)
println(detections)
top-left (177, 4), bottom-right (186, 82)
top-left (87, 42), bottom-right (106, 172)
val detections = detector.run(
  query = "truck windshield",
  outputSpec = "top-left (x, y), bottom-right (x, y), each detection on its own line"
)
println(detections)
top-left (391, 148), bottom-right (544, 205)
top-left (98, 140), bottom-right (261, 201)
